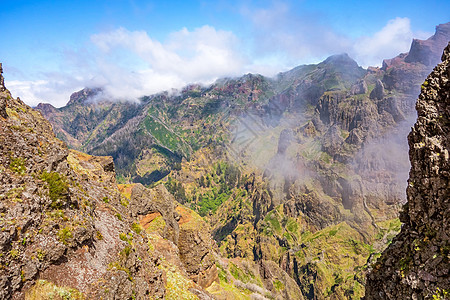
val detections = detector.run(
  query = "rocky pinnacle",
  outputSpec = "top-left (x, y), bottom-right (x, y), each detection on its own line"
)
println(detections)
top-left (0, 63), bottom-right (5, 92)
top-left (365, 42), bottom-right (450, 299)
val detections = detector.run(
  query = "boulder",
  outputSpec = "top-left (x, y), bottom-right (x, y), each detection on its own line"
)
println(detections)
top-left (351, 79), bottom-right (368, 95)
top-left (370, 79), bottom-right (385, 100)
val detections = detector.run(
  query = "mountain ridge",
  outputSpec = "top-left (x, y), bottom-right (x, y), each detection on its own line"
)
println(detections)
top-left (2, 65), bottom-right (209, 298)
top-left (31, 23), bottom-right (449, 299)
top-left (3, 21), bottom-right (449, 299)
top-left (0, 61), bottom-right (305, 300)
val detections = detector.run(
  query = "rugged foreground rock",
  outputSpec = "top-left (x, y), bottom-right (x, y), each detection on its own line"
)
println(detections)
top-left (0, 64), bottom-right (222, 299)
top-left (365, 43), bottom-right (450, 299)
top-left (30, 23), bottom-right (449, 299)
top-left (1, 60), bottom-right (313, 300)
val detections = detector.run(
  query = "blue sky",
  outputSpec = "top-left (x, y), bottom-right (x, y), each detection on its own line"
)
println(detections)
top-left (1, 0), bottom-right (449, 107)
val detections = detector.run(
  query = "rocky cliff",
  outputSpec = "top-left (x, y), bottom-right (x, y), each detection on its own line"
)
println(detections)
top-left (405, 23), bottom-right (450, 67)
top-left (0, 64), bottom-right (223, 299)
top-left (1, 58), bottom-right (312, 300)
top-left (29, 22), bottom-right (450, 299)
top-left (365, 42), bottom-right (450, 299)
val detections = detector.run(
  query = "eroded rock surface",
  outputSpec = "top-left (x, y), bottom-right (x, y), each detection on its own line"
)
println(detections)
top-left (365, 42), bottom-right (450, 299)
top-left (0, 65), bottom-right (219, 299)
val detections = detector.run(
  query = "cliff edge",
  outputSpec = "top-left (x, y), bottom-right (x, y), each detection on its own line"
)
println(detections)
top-left (365, 42), bottom-right (450, 299)
top-left (0, 63), bottom-right (218, 299)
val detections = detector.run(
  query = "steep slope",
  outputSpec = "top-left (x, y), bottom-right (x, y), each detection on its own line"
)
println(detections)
top-left (365, 42), bottom-right (450, 300)
top-left (170, 25), bottom-right (449, 299)
top-left (33, 23), bottom-right (450, 299)
top-left (382, 23), bottom-right (450, 114)
top-left (1, 61), bottom-right (309, 300)
top-left (0, 64), bottom-right (226, 299)
top-left (0, 64), bottom-right (163, 298)
top-left (37, 75), bottom-right (276, 184)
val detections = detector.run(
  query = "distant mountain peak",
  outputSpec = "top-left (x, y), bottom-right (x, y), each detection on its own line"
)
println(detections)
top-left (323, 53), bottom-right (355, 64)
top-left (35, 102), bottom-right (57, 114)
top-left (66, 87), bottom-right (102, 106)
top-left (404, 21), bottom-right (450, 66)
top-left (321, 53), bottom-right (363, 73)
top-left (432, 22), bottom-right (450, 41)
top-left (381, 22), bottom-right (450, 71)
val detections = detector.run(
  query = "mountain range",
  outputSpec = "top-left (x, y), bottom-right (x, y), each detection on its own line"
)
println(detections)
top-left (0, 22), bottom-right (449, 299)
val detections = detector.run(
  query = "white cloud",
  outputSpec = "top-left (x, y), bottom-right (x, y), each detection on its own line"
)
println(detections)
top-left (5, 13), bottom-right (435, 108)
top-left (8, 26), bottom-right (247, 107)
top-left (240, 1), bottom-right (352, 67)
top-left (87, 26), bottom-right (246, 101)
top-left (352, 17), bottom-right (432, 67)
top-left (6, 78), bottom-right (82, 108)
top-left (240, 1), bottom-right (434, 69)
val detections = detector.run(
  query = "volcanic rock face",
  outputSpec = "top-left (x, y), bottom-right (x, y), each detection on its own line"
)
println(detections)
top-left (365, 42), bottom-right (450, 299)
top-left (382, 23), bottom-right (450, 115)
top-left (0, 70), bottom-right (168, 299)
top-left (31, 22), bottom-right (449, 299)
top-left (405, 23), bottom-right (450, 66)
top-left (0, 66), bottom-right (220, 299)
top-left (351, 79), bottom-right (368, 95)
top-left (0, 63), bottom-right (5, 92)
top-left (369, 79), bottom-right (385, 100)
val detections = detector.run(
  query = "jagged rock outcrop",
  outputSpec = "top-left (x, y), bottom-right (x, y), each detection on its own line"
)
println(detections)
top-left (129, 183), bottom-right (219, 289)
top-left (0, 63), bottom-right (5, 92)
top-left (0, 69), bottom-right (168, 299)
top-left (0, 65), bottom-right (222, 299)
top-left (370, 79), bottom-right (385, 100)
top-left (351, 79), bottom-right (368, 95)
top-left (176, 205), bottom-right (219, 288)
top-left (405, 23), bottom-right (450, 66)
top-left (0, 64), bottom-right (9, 119)
top-left (376, 96), bottom-right (405, 123)
top-left (130, 183), bottom-right (181, 244)
top-left (365, 42), bottom-right (450, 299)
top-left (316, 91), bottom-right (380, 134)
